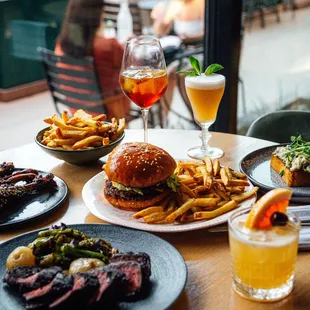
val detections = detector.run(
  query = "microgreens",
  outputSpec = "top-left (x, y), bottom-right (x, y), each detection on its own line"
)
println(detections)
top-left (176, 56), bottom-right (224, 76)
top-left (281, 136), bottom-right (310, 170)
top-left (285, 136), bottom-right (310, 158)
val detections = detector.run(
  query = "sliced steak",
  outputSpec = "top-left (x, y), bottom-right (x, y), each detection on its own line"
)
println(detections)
top-left (24, 273), bottom-right (73, 306)
top-left (110, 252), bottom-right (151, 278)
top-left (49, 273), bottom-right (99, 310)
top-left (106, 262), bottom-right (143, 295)
top-left (13, 266), bottom-right (62, 293)
top-left (88, 268), bottom-right (127, 306)
top-left (3, 266), bottom-right (41, 286)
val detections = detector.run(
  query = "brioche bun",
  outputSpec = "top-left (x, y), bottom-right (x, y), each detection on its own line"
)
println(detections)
top-left (104, 142), bottom-right (177, 211)
top-left (105, 142), bottom-right (176, 188)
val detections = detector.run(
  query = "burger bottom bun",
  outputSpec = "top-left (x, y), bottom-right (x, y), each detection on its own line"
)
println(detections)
top-left (104, 188), bottom-right (171, 211)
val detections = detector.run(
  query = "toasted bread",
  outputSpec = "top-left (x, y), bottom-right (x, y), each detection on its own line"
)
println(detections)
top-left (270, 154), bottom-right (310, 187)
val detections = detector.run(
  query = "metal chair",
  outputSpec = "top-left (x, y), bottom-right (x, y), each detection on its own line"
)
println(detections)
top-left (246, 110), bottom-right (310, 143)
top-left (243, 0), bottom-right (281, 28)
top-left (38, 48), bottom-right (161, 127)
top-left (38, 47), bottom-right (107, 115)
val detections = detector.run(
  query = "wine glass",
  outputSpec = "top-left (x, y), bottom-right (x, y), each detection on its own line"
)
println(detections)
top-left (120, 36), bottom-right (168, 142)
top-left (185, 73), bottom-right (226, 159)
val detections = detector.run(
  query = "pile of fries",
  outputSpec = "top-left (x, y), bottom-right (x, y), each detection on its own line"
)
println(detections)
top-left (41, 110), bottom-right (125, 150)
top-left (133, 157), bottom-right (259, 224)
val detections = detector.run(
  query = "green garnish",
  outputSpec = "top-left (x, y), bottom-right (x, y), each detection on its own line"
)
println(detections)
top-left (275, 135), bottom-right (310, 172)
top-left (166, 174), bottom-right (180, 192)
top-left (112, 181), bottom-right (143, 195)
top-left (279, 170), bottom-right (285, 177)
top-left (176, 56), bottom-right (224, 76)
top-left (283, 136), bottom-right (310, 162)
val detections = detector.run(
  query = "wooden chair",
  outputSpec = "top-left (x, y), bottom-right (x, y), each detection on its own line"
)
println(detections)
top-left (246, 110), bottom-right (310, 143)
top-left (102, 0), bottom-right (143, 36)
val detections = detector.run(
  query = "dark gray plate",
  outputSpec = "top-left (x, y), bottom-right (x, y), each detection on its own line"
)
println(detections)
top-left (0, 224), bottom-right (187, 310)
top-left (0, 169), bottom-right (68, 228)
top-left (240, 145), bottom-right (310, 203)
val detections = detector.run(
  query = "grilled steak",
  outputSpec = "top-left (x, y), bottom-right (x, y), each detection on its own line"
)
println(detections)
top-left (5, 266), bottom-right (62, 293)
top-left (24, 273), bottom-right (73, 307)
top-left (107, 262), bottom-right (143, 295)
top-left (3, 266), bottom-right (41, 286)
top-left (49, 273), bottom-right (99, 310)
top-left (88, 268), bottom-right (127, 306)
top-left (110, 252), bottom-right (151, 278)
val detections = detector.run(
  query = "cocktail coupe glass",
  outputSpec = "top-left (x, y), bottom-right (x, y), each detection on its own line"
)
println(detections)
top-left (185, 74), bottom-right (225, 159)
top-left (228, 207), bottom-right (300, 302)
top-left (119, 36), bottom-right (168, 142)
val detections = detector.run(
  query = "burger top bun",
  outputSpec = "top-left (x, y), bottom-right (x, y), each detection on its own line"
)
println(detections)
top-left (105, 142), bottom-right (177, 188)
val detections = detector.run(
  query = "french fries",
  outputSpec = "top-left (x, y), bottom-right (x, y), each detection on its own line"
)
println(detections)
top-left (41, 109), bottom-right (125, 150)
top-left (132, 156), bottom-right (258, 225)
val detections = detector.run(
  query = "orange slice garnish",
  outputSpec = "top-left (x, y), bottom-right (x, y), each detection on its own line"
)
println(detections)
top-left (245, 188), bottom-right (292, 230)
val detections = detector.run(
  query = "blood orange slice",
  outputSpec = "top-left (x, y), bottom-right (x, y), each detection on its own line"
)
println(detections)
top-left (245, 188), bottom-right (292, 230)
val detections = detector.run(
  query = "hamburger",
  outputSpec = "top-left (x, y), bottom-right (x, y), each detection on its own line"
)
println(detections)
top-left (103, 142), bottom-right (178, 211)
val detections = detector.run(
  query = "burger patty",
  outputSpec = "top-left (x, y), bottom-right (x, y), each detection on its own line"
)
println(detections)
top-left (104, 180), bottom-right (169, 201)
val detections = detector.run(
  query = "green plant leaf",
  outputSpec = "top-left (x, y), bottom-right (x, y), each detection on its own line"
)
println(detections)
top-left (205, 63), bottom-right (224, 75)
top-left (189, 56), bottom-right (202, 75)
top-left (279, 170), bottom-right (284, 177)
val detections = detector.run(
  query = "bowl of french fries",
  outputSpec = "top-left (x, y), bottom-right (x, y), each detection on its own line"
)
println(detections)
top-left (35, 110), bottom-right (126, 165)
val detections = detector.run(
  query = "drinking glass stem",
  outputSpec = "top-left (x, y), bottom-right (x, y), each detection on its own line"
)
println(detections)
top-left (141, 108), bottom-right (149, 142)
top-left (200, 123), bottom-right (212, 152)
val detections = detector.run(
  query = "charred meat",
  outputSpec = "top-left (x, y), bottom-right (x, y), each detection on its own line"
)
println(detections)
top-left (23, 273), bottom-right (73, 307)
top-left (89, 268), bottom-right (127, 306)
top-left (110, 252), bottom-right (151, 278)
top-left (0, 162), bottom-right (14, 177)
top-left (49, 273), bottom-right (99, 310)
top-left (4, 266), bottom-right (62, 293)
top-left (3, 266), bottom-right (41, 286)
top-left (0, 173), bottom-right (57, 211)
top-left (106, 262), bottom-right (143, 295)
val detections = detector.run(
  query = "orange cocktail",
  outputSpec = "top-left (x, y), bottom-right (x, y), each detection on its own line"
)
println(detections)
top-left (228, 189), bottom-right (300, 302)
top-left (120, 69), bottom-right (168, 109)
top-left (185, 74), bottom-right (225, 123)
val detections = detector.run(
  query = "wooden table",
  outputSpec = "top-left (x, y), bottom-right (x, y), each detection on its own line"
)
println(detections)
top-left (1, 129), bottom-right (309, 310)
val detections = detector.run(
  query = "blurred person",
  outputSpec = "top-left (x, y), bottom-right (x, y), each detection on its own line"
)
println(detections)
top-left (151, 0), bottom-right (204, 121)
top-left (55, 0), bottom-right (130, 120)
top-left (151, 0), bottom-right (204, 41)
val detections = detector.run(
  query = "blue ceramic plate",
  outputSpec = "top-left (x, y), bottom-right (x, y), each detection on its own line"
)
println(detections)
top-left (0, 169), bottom-right (68, 228)
top-left (240, 145), bottom-right (310, 203)
top-left (0, 224), bottom-right (187, 310)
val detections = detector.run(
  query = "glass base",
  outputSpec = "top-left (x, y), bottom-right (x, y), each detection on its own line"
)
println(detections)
top-left (233, 274), bottom-right (294, 302)
top-left (187, 145), bottom-right (224, 160)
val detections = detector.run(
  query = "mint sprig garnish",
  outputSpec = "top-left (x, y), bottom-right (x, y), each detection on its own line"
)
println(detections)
top-left (176, 56), bottom-right (224, 76)
top-left (205, 63), bottom-right (224, 75)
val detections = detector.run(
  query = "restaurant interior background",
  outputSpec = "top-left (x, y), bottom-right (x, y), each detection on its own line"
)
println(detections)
top-left (0, 0), bottom-right (310, 150)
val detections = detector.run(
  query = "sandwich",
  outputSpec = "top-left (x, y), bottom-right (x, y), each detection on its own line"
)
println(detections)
top-left (270, 135), bottom-right (310, 187)
top-left (103, 142), bottom-right (178, 210)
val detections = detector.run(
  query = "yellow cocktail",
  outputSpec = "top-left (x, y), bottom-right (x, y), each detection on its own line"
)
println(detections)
top-left (185, 74), bottom-right (225, 123)
top-left (229, 207), bottom-right (300, 302)
top-left (185, 74), bottom-right (225, 159)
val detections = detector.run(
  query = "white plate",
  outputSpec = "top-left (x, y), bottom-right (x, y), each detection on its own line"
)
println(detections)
top-left (82, 171), bottom-right (257, 233)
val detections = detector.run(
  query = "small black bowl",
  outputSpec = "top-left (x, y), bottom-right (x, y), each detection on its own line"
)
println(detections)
top-left (35, 126), bottom-right (125, 165)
